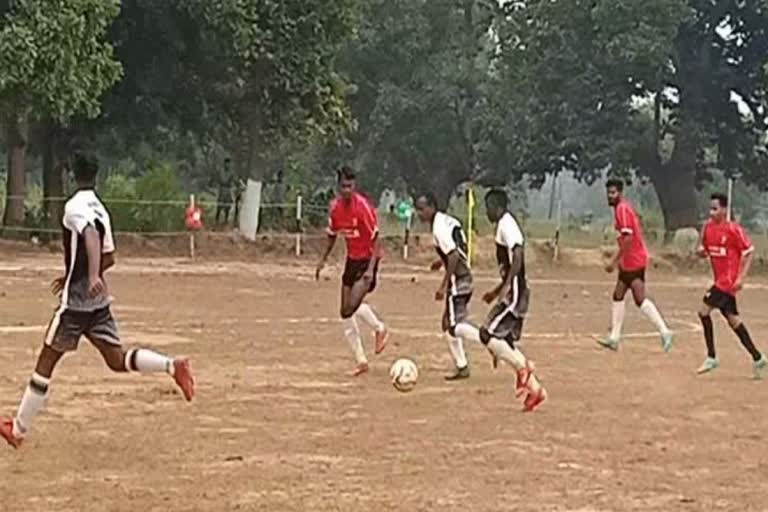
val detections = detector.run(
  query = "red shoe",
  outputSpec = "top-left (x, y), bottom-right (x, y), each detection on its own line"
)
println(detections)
top-left (374, 327), bottom-right (389, 355)
top-left (515, 360), bottom-right (535, 398)
top-left (352, 362), bottom-right (369, 377)
top-left (0, 417), bottom-right (23, 449)
top-left (173, 359), bottom-right (195, 402)
top-left (522, 387), bottom-right (547, 413)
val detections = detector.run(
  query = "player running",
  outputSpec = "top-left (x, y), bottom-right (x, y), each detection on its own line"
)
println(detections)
top-left (316, 166), bottom-right (388, 377)
top-left (480, 189), bottom-right (546, 412)
top-left (598, 179), bottom-right (674, 352)
top-left (414, 194), bottom-right (478, 380)
top-left (0, 153), bottom-right (195, 449)
top-left (696, 192), bottom-right (767, 378)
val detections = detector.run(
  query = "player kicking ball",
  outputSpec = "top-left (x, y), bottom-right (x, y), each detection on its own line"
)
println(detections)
top-left (316, 166), bottom-right (388, 377)
top-left (414, 194), bottom-right (480, 380)
top-left (0, 153), bottom-right (194, 449)
top-left (598, 179), bottom-right (674, 352)
top-left (480, 189), bottom-right (546, 412)
top-left (696, 193), bottom-right (767, 378)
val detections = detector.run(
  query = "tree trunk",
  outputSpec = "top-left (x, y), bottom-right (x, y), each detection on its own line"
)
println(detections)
top-left (42, 121), bottom-right (66, 240)
top-left (3, 113), bottom-right (28, 231)
top-left (649, 163), bottom-right (699, 232)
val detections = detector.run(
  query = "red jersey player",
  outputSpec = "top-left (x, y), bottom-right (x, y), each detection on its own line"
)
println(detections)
top-left (696, 192), bottom-right (766, 378)
top-left (597, 179), bottom-right (674, 352)
top-left (316, 166), bottom-right (388, 376)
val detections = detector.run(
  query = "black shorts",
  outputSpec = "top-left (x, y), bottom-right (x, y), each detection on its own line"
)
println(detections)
top-left (44, 306), bottom-right (121, 353)
top-left (482, 301), bottom-right (524, 344)
top-left (618, 268), bottom-right (646, 287)
top-left (481, 286), bottom-right (530, 344)
top-left (704, 287), bottom-right (738, 316)
top-left (442, 293), bottom-right (472, 334)
top-left (342, 258), bottom-right (379, 292)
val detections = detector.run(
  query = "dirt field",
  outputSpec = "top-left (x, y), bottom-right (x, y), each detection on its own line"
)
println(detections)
top-left (1, 252), bottom-right (768, 512)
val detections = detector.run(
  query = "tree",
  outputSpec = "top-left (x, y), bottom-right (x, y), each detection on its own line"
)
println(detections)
top-left (0, 0), bottom-right (122, 228)
top-left (331, 0), bottom-right (506, 207)
top-left (71, 0), bottom-right (359, 193)
top-left (498, 0), bottom-right (768, 231)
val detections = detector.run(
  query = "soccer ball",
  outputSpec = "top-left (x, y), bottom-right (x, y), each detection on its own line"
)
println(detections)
top-left (390, 358), bottom-right (419, 392)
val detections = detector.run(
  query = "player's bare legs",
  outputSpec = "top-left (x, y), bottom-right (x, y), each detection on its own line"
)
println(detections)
top-left (0, 346), bottom-right (63, 448)
top-left (698, 305), bottom-right (766, 378)
top-left (442, 312), bottom-right (471, 380)
top-left (697, 303), bottom-right (719, 374)
top-left (629, 279), bottom-right (674, 352)
top-left (1, 340), bottom-right (194, 449)
top-left (90, 338), bottom-right (195, 400)
top-left (339, 274), bottom-right (388, 377)
top-left (599, 278), bottom-right (672, 352)
top-left (724, 314), bottom-right (767, 379)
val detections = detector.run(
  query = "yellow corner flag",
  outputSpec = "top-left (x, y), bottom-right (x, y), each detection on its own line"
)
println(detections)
top-left (467, 187), bottom-right (475, 268)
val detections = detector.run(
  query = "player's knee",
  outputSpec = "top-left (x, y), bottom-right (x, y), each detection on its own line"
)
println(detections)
top-left (727, 315), bottom-right (742, 330)
top-left (447, 325), bottom-right (457, 337)
top-left (104, 352), bottom-right (127, 373)
top-left (698, 311), bottom-right (711, 320)
top-left (478, 327), bottom-right (491, 345)
top-left (612, 291), bottom-right (625, 302)
top-left (339, 306), bottom-right (356, 319)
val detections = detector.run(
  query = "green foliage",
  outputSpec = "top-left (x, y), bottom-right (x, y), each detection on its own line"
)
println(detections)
top-left (100, 173), bottom-right (139, 231)
top-left (0, 0), bottom-right (122, 121)
top-left (328, 0), bottom-right (505, 205)
top-left (100, 163), bottom-right (187, 233)
top-left (82, 0), bottom-right (360, 184)
top-left (23, 182), bottom-right (43, 229)
top-left (134, 163), bottom-right (186, 232)
top-left (495, 0), bottom-right (768, 230)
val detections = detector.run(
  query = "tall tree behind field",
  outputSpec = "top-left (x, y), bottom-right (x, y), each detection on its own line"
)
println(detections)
top-left (497, 0), bottom-right (768, 232)
top-left (0, 0), bottom-right (122, 229)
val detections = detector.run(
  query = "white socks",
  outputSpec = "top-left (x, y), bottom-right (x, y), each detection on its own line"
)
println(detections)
top-left (612, 299), bottom-right (670, 340)
top-left (342, 317), bottom-right (367, 364)
top-left (13, 372), bottom-right (50, 437)
top-left (446, 334), bottom-right (468, 369)
top-left (355, 303), bottom-right (385, 333)
top-left (610, 300), bottom-right (625, 340)
top-left (342, 304), bottom-right (386, 366)
top-left (487, 338), bottom-right (526, 371)
top-left (454, 322), bottom-right (481, 344)
top-left (640, 299), bottom-right (670, 335)
top-left (125, 349), bottom-right (174, 375)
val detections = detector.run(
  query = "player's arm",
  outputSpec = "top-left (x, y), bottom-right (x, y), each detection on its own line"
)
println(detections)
top-left (101, 221), bottom-right (116, 273)
top-left (696, 225), bottom-right (707, 258)
top-left (316, 233), bottom-right (337, 280)
top-left (364, 233), bottom-right (380, 279)
top-left (485, 246), bottom-right (523, 303)
top-left (102, 252), bottom-right (116, 273)
top-left (608, 234), bottom-right (631, 268)
top-left (52, 250), bottom-right (113, 296)
top-left (316, 206), bottom-right (338, 280)
top-left (83, 226), bottom-right (105, 296)
top-left (437, 250), bottom-right (459, 301)
top-left (738, 250), bottom-right (754, 287)
top-left (734, 226), bottom-right (755, 291)
top-left (363, 204), bottom-right (380, 278)
top-left (607, 205), bottom-right (632, 271)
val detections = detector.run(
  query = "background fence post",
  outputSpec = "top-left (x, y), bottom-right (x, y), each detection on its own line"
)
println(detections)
top-left (295, 195), bottom-right (303, 257)
top-left (189, 194), bottom-right (196, 260)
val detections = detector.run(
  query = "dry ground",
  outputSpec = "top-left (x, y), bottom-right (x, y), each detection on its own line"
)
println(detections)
top-left (1, 254), bottom-right (768, 511)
